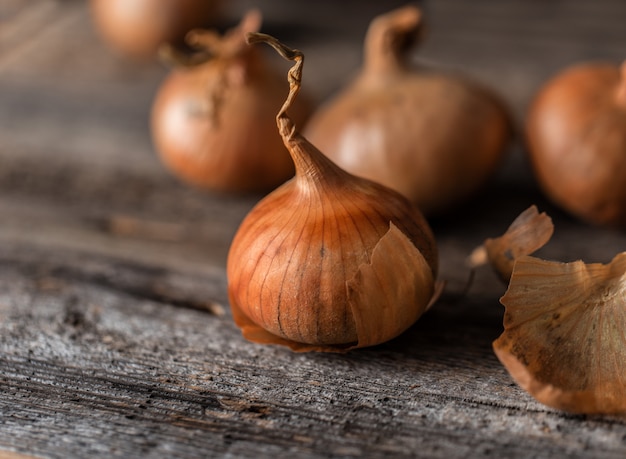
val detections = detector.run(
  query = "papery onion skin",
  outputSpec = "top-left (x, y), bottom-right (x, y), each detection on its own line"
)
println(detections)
top-left (304, 5), bottom-right (513, 215)
top-left (151, 14), bottom-right (312, 194)
top-left (494, 254), bottom-right (626, 414)
top-left (90, 0), bottom-right (220, 59)
top-left (226, 33), bottom-right (438, 352)
top-left (467, 205), bottom-right (554, 283)
top-left (526, 61), bottom-right (626, 228)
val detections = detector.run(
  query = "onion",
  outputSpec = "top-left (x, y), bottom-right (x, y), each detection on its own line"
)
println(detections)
top-left (526, 61), bottom-right (626, 227)
top-left (90, 0), bottom-right (220, 59)
top-left (150, 11), bottom-right (312, 194)
top-left (227, 33), bottom-right (439, 352)
top-left (304, 5), bottom-right (513, 215)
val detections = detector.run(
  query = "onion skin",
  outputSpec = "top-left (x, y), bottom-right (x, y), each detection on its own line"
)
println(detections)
top-left (304, 6), bottom-right (513, 215)
top-left (467, 205), bottom-right (554, 283)
top-left (90, 0), bottom-right (220, 59)
top-left (227, 33), bottom-right (439, 352)
top-left (526, 61), bottom-right (626, 228)
top-left (471, 206), bottom-right (626, 414)
top-left (151, 13), bottom-right (311, 194)
top-left (495, 253), bottom-right (626, 414)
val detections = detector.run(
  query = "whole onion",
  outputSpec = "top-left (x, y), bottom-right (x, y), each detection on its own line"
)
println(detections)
top-left (90, 0), bottom-right (220, 59)
top-left (151, 11), bottom-right (312, 194)
top-left (304, 5), bottom-right (513, 215)
top-left (526, 61), bottom-right (626, 227)
top-left (227, 33), bottom-right (439, 352)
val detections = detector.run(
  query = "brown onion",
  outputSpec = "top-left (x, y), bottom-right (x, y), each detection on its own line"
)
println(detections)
top-left (526, 61), bottom-right (626, 228)
top-left (303, 5), bottom-right (513, 215)
top-left (90, 0), bottom-right (221, 60)
top-left (227, 33), bottom-right (439, 352)
top-left (151, 11), bottom-right (312, 194)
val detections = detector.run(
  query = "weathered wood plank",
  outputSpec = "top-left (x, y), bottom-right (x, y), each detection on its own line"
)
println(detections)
top-left (0, 246), bottom-right (625, 459)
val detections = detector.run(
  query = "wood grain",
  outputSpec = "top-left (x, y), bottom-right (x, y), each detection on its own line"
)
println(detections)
top-left (1, 1), bottom-right (625, 458)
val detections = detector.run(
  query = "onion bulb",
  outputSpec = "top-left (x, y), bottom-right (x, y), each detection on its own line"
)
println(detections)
top-left (151, 11), bottom-right (312, 194)
top-left (227, 33), bottom-right (439, 352)
top-left (90, 0), bottom-right (220, 59)
top-left (526, 61), bottom-right (626, 228)
top-left (304, 5), bottom-right (513, 215)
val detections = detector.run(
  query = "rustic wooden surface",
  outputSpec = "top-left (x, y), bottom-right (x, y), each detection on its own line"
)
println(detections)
top-left (1, 1), bottom-right (626, 458)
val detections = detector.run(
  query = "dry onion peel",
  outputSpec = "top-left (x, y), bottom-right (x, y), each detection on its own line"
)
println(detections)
top-left (468, 205), bottom-right (554, 283)
top-left (473, 206), bottom-right (625, 413)
top-left (227, 33), bottom-right (439, 352)
top-left (495, 253), bottom-right (626, 414)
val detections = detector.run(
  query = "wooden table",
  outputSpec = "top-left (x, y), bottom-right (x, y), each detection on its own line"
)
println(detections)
top-left (1, 1), bottom-right (625, 457)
